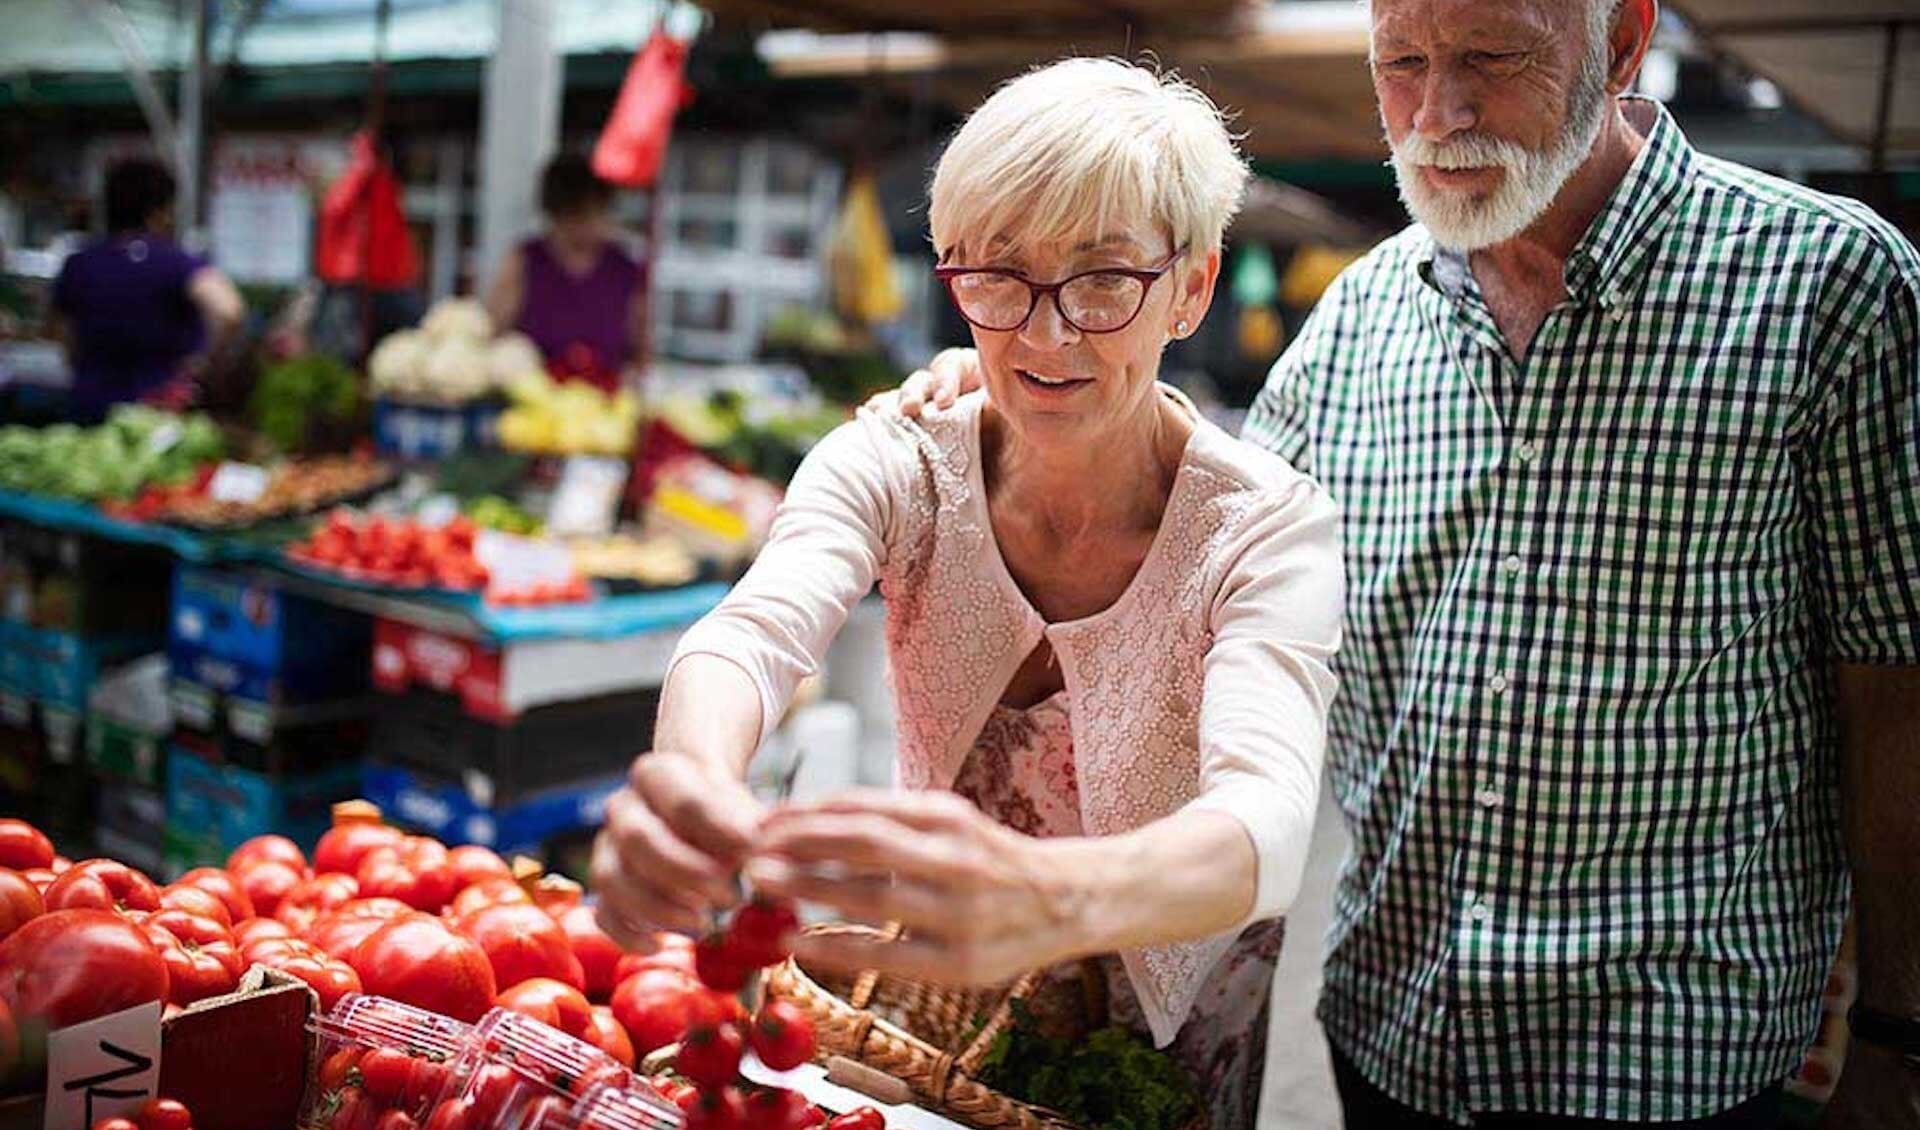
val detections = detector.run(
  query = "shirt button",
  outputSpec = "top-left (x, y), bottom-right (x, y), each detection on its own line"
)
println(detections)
top-left (1502, 554), bottom-right (1525, 577)
top-left (1470, 902), bottom-right (1491, 923)
top-left (1476, 787), bottom-right (1501, 809)
top-left (1489, 674), bottom-right (1509, 695)
top-left (1515, 441), bottom-right (1539, 464)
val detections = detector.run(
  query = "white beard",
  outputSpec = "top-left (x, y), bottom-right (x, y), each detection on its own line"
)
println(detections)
top-left (1387, 52), bottom-right (1612, 252)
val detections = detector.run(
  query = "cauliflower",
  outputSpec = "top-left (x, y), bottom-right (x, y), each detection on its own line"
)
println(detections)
top-left (422, 337), bottom-right (492, 404)
top-left (487, 333), bottom-right (545, 390)
top-left (421, 297), bottom-right (493, 344)
top-left (368, 329), bottom-right (430, 397)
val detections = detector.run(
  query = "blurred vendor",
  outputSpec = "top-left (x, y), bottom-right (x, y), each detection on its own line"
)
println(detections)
top-left (484, 154), bottom-right (645, 392)
top-left (50, 158), bottom-right (245, 422)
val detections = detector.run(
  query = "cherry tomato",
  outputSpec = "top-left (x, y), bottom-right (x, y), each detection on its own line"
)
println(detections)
top-left (420, 1098), bottom-right (475, 1130)
top-left (746, 1087), bottom-right (825, 1130)
top-left (136, 1097), bottom-right (192, 1130)
top-left (171, 868), bottom-right (256, 923)
top-left (751, 998), bottom-right (818, 1072)
top-left (348, 917), bottom-right (496, 1024)
top-left (358, 1047), bottom-right (413, 1104)
top-left (89, 1119), bottom-right (140, 1130)
top-left (318, 1047), bottom-right (365, 1093)
top-left (0, 820), bottom-right (54, 872)
top-left (0, 909), bottom-right (169, 1029)
top-left (728, 898), bottom-right (799, 970)
top-left (675, 1021), bottom-right (745, 1088)
top-left (827, 1107), bottom-right (887, 1130)
top-left (357, 839), bottom-right (456, 913)
top-left (454, 902), bottom-right (584, 991)
top-left (493, 977), bottom-right (594, 1040)
top-left (375, 1112), bottom-right (417, 1130)
top-left (43, 860), bottom-right (161, 915)
top-left (236, 860), bottom-right (304, 919)
top-left (684, 1086), bottom-right (747, 1130)
top-left (0, 867), bottom-right (45, 942)
top-left (226, 835), bottom-right (309, 877)
top-left (693, 933), bottom-right (751, 993)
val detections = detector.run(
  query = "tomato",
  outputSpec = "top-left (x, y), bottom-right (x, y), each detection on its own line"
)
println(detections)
top-left (745, 1088), bottom-right (824, 1130)
top-left (446, 846), bottom-right (511, 891)
top-left (0, 996), bottom-right (17, 1083)
top-left (314, 812), bottom-right (403, 878)
top-left (90, 1120), bottom-right (140, 1130)
top-left (143, 913), bottom-right (243, 1005)
top-left (728, 898), bottom-right (799, 970)
top-left (827, 1107), bottom-right (886, 1130)
top-left (349, 917), bottom-right (496, 1024)
top-left (693, 933), bottom-right (751, 993)
top-left (399, 1054), bottom-right (452, 1113)
top-left (492, 977), bottom-right (593, 1039)
top-left (322, 1085), bottom-right (375, 1130)
top-left (675, 1021), bottom-right (745, 1088)
top-left (356, 839), bottom-right (456, 913)
top-left (233, 917), bottom-right (292, 948)
top-left (0, 910), bottom-right (169, 1029)
top-left (420, 1098), bottom-right (475, 1130)
top-left (236, 860), bottom-right (304, 919)
top-left (171, 868), bottom-right (256, 923)
top-left (277, 873), bottom-right (361, 933)
top-left (446, 877), bottom-right (531, 921)
top-left (375, 1112), bottom-right (417, 1130)
top-left (584, 1005), bottom-right (634, 1068)
top-left (136, 1097), bottom-right (192, 1130)
top-left (226, 835), bottom-right (308, 877)
top-left (0, 821), bottom-right (53, 872)
top-left (307, 900), bottom-right (421, 960)
top-left (609, 967), bottom-right (713, 1056)
top-left (613, 933), bottom-right (697, 983)
top-left (241, 936), bottom-right (362, 1013)
top-left (454, 903), bottom-right (584, 992)
top-left (684, 1086), bottom-right (747, 1130)
top-left (21, 869), bottom-right (57, 895)
top-left (357, 1047), bottom-right (413, 1104)
top-left (461, 1062), bottom-right (522, 1125)
top-left (751, 998), bottom-right (817, 1072)
top-left (318, 1047), bottom-right (364, 1093)
top-left (0, 868), bottom-right (44, 943)
top-left (158, 885), bottom-right (232, 928)
top-left (526, 874), bottom-right (583, 919)
top-left (545, 906), bottom-right (620, 1001)
top-left (43, 860), bottom-right (162, 915)
top-left (49, 857), bottom-right (71, 874)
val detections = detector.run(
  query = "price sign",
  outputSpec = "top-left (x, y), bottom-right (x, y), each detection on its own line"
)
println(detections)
top-left (45, 1002), bottom-right (163, 1130)
top-left (207, 462), bottom-right (270, 505)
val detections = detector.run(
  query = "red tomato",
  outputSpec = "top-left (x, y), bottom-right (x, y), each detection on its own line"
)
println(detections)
top-left (493, 977), bottom-right (594, 1040)
top-left (0, 996), bottom-right (18, 1082)
top-left (323, 1085), bottom-right (375, 1130)
top-left (236, 860), bottom-right (304, 919)
top-left (375, 1113), bottom-right (417, 1130)
top-left (358, 1047), bottom-right (413, 1104)
top-left (49, 857), bottom-right (71, 874)
top-left (0, 868), bottom-right (44, 942)
top-left (613, 933), bottom-right (697, 983)
top-left (20, 869), bottom-right (57, 895)
top-left (751, 998), bottom-right (817, 1072)
top-left (693, 933), bottom-right (751, 993)
top-left (356, 839), bottom-right (456, 913)
top-left (171, 868), bottom-right (256, 923)
top-left (462, 1063), bottom-right (522, 1125)
top-left (0, 820), bottom-right (54, 872)
top-left (446, 877), bottom-right (532, 920)
top-left (277, 873), bottom-right (361, 933)
top-left (136, 1097), bottom-right (192, 1130)
top-left (158, 885), bottom-right (232, 928)
top-left (420, 1098), bottom-right (475, 1130)
top-left (0, 909), bottom-right (169, 1029)
top-left (746, 1088), bottom-right (824, 1130)
top-left (526, 874), bottom-right (583, 919)
top-left (454, 903), bottom-right (585, 992)
top-left (556, 905), bottom-right (623, 1000)
top-left (827, 1107), bottom-right (886, 1130)
top-left (728, 898), bottom-right (799, 970)
top-left (318, 1047), bottom-right (364, 1093)
top-left (143, 913), bottom-right (243, 1006)
top-left (675, 1021), bottom-right (745, 1088)
top-left (314, 815), bottom-right (404, 878)
top-left (584, 1005), bottom-right (634, 1068)
top-left (445, 846), bottom-right (511, 891)
top-left (226, 835), bottom-right (309, 877)
top-left (240, 936), bottom-right (362, 1013)
top-left (349, 917), bottom-right (496, 1023)
top-left (307, 900), bottom-right (420, 960)
top-left (609, 967), bottom-right (711, 1056)
top-left (90, 1120), bottom-right (140, 1130)
top-left (684, 1086), bottom-right (747, 1130)
top-left (43, 860), bottom-right (161, 915)
top-left (233, 917), bottom-right (293, 948)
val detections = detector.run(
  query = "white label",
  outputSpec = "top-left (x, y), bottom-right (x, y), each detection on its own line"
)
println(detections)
top-left (474, 531), bottom-right (575, 596)
top-left (546, 456), bottom-right (628, 538)
top-left (416, 494), bottom-right (461, 528)
top-left (45, 1002), bottom-right (163, 1130)
top-left (207, 462), bottom-right (270, 505)
top-left (142, 420), bottom-right (184, 459)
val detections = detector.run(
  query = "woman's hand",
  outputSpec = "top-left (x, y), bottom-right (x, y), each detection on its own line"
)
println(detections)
top-left (591, 749), bottom-right (766, 946)
top-left (868, 348), bottom-right (982, 419)
top-left (746, 789), bottom-right (1096, 985)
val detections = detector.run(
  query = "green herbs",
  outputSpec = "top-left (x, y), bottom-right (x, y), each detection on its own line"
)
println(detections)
top-left (249, 353), bottom-right (360, 454)
top-left (977, 1003), bottom-right (1200, 1130)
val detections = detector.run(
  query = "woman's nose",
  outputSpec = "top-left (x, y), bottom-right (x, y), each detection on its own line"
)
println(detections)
top-left (1018, 293), bottom-right (1080, 350)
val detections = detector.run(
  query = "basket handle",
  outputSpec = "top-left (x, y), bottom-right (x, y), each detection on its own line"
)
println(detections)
top-left (846, 921), bottom-right (907, 1011)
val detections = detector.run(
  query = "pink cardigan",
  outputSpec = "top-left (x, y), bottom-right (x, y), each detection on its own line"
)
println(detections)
top-left (670, 389), bottom-right (1343, 1044)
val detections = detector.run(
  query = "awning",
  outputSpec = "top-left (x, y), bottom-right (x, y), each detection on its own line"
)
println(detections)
top-left (1669, 1), bottom-right (1918, 158)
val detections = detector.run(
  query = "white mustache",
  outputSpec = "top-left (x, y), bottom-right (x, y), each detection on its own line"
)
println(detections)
top-left (1394, 132), bottom-right (1532, 172)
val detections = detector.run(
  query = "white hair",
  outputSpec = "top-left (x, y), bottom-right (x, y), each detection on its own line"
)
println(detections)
top-left (1384, 0), bottom-right (1620, 250)
top-left (928, 57), bottom-right (1250, 261)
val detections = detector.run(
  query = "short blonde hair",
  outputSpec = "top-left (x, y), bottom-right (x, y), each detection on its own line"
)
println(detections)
top-left (929, 57), bottom-right (1250, 262)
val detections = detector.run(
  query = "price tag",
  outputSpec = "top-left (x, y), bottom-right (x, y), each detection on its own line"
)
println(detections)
top-left (45, 1002), bottom-right (163, 1130)
top-left (416, 494), bottom-right (462, 528)
top-left (142, 420), bottom-right (184, 459)
top-left (474, 531), bottom-right (575, 594)
top-left (546, 457), bottom-right (628, 538)
top-left (207, 462), bottom-right (270, 505)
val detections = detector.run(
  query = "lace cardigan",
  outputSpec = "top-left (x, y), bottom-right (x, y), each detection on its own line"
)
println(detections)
top-left (669, 389), bottom-right (1343, 1045)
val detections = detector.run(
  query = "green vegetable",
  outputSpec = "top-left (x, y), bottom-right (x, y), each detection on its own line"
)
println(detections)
top-left (0, 409), bottom-right (225, 501)
top-left (250, 353), bottom-right (361, 454)
top-left (977, 1002), bottom-right (1201, 1130)
top-left (464, 494), bottom-right (541, 536)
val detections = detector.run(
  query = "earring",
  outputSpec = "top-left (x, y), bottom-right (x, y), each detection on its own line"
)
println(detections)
top-left (1174, 320), bottom-right (1189, 337)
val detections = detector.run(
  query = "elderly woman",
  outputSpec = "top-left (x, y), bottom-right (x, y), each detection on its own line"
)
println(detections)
top-left (592, 57), bottom-right (1342, 1124)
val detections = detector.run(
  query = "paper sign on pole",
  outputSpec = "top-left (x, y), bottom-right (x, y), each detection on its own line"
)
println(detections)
top-left (45, 1001), bottom-right (164, 1130)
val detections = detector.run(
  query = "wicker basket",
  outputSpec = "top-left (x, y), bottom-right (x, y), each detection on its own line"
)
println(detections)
top-left (762, 923), bottom-right (1207, 1130)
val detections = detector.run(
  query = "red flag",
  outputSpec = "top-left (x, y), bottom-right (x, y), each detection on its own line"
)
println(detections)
top-left (591, 32), bottom-right (693, 189)
top-left (316, 131), bottom-right (420, 287)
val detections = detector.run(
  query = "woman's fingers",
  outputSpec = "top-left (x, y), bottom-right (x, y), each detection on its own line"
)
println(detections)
top-left (589, 831), bottom-right (705, 942)
top-left (746, 857), bottom-right (951, 934)
top-left (787, 931), bottom-right (960, 983)
top-left (753, 810), bottom-right (977, 884)
top-left (631, 751), bottom-right (760, 870)
top-left (602, 787), bottom-right (737, 909)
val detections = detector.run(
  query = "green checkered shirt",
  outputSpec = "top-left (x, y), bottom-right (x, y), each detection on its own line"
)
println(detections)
top-left (1243, 99), bottom-right (1920, 1122)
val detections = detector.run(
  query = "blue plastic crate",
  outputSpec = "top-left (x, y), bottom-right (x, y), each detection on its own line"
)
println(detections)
top-left (361, 762), bottom-right (619, 858)
top-left (165, 744), bottom-right (362, 858)
top-left (170, 566), bottom-right (370, 701)
top-left (374, 400), bottom-right (471, 462)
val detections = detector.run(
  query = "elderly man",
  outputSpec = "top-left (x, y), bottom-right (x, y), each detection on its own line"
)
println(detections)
top-left (898, 1), bottom-right (1919, 1126)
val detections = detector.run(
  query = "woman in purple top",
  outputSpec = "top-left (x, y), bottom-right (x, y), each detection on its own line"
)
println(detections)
top-left (484, 154), bottom-right (645, 392)
top-left (51, 159), bottom-right (245, 422)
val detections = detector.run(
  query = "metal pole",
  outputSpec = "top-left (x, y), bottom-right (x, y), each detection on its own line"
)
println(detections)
top-left (360, 0), bottom-right (394, 361)
top-left (1871, 21), bottom-right (1900, 173)
top-left (177, 0), bottom-right (212, 246)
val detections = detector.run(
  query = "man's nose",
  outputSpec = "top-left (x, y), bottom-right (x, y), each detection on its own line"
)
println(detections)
top-left (1413, 64), bottom-right (1477, 141)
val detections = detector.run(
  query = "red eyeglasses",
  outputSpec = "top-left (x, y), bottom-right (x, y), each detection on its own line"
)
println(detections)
top-left (933, 246), bottom-right (1188, 334)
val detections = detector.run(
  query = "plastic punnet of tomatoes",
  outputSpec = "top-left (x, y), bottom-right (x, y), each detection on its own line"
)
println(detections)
top-left (565, 1081), bottom-right (684, 1130)
top-left (444, 1007), bottom-right (635, 1130)
top-left (299, 993), bottom-right (474, 1130)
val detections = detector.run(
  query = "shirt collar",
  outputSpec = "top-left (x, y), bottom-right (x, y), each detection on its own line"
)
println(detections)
top-left (1415, 96), bottom-right (1698, 308)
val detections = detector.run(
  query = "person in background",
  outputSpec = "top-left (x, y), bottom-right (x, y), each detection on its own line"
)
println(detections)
top-left (484, 153), bottom-right (646, 391)
top-left (50, 158), bottom-right (244, 423)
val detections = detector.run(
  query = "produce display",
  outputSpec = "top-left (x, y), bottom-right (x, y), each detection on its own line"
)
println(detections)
top-left (569, 535), bottom-right (697, 589)
top-left (287, 511), bottom-right (490, 591)
top-left (498, 373), bottom-right (643, 457)
top-left (0, 407), bottom-right (224, 501)
top-left (368, 298), bottom-right (539, 405)
top-left (118, 454), bottom-right (395, 528)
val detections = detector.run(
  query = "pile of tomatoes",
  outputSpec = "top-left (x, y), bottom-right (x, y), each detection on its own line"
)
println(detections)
top-left (89, 1096), bottom-right (196, 1130)
top-left (288, 512), bottom-right (490, 592)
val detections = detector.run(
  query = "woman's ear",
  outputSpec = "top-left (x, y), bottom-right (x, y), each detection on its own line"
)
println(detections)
top-left (1171, 248), bottom-right (1223, 338)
